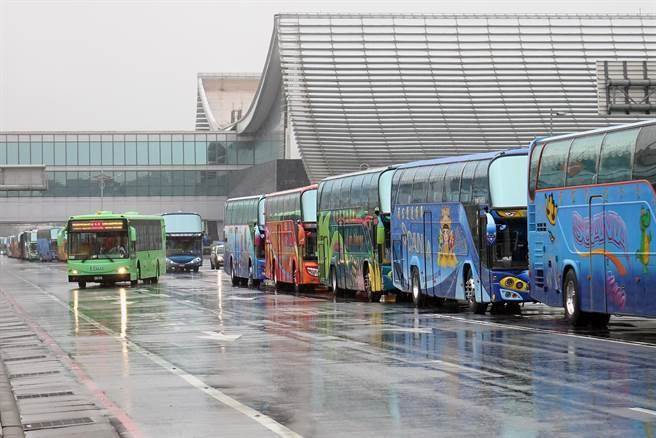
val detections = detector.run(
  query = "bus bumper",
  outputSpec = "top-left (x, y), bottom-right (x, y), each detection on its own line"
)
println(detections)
top-left (69, 274), bottom-right (131, 283)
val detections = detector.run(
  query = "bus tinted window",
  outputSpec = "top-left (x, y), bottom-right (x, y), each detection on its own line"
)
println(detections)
top-left (459, 161), bottom-right (477, 203)
top-left (301, 189), bottom-right (317, 222)
top-left (566, 134), bottom-right (602, 186)
top-left (528, 143), bottom-right (543, 199)
top-left (537, 139), bottom-right (571, 189)
top-left (411, 167), bottom-right (430, 204)
top-left (633, 125), bottom-right (656, 187)
top-left (598, 128), bottom-right (640, 184)
top-left (391, 169), bottom-right (403, 207)
top-left (428, 165), bottom-right (447, 203)
top-left (445, 163), bottom-right (465, 202)
top-left (472, 160), bottom-right (489, 204)
top-left (398, 169), bottom-right (415, 204)
top-left (351, 175), bottom-right (365, 207)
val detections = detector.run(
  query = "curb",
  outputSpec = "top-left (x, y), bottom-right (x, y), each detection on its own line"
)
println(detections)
top-left (0, 351), bottom-right (25, 438)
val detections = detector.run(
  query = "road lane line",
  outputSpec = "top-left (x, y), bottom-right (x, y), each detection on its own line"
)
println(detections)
top-left (4, 272), bottom-right (303, 438)
top-left (630, 407), bottom-right (656, 416)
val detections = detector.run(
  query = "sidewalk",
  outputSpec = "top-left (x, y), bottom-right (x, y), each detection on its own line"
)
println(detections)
top-left (0, 293), bottom-right (121, 438)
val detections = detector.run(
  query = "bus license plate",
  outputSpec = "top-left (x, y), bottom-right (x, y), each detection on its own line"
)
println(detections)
top-left (94, 276), bottom-right (103, 281)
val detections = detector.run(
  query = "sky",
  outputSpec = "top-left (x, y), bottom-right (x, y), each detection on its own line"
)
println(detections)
top-left (1, 0), bottom-right (655, 131)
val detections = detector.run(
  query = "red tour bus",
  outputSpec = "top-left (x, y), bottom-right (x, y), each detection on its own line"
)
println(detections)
top-left (265, 185), bottom-right (319, 292)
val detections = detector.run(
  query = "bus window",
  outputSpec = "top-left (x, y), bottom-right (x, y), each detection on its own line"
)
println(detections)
top-left (472, 160), bottom-right (489, 204)
top-left (428, 164), bottom-right (447, 203)
top-left (258, 198), bottom-right (265, 226)
top-left (301, 189), bottom-right (317, 222)
top-left (566, 134), bottom-right (603, 186)
top-left (537, 139), bottom-right (571, 189)
top-left (411, 167), bottom-right (430, 204)
top-left (528, 143), bottom-right (544, 199)
top-left (598, 128), bottom-right (640, 184)
top-left (351, 175), bottom-right (365, 207)
top-left (391, 169), bottom-right (404, 207)
top-left (445, 162), bottom-right (465, 202)
top-left (398, 169), bottom-right (415, 205)
top-left (633, 124), bottom-right (656, 187)
top-left (459, 161), bottom-right (477, 203)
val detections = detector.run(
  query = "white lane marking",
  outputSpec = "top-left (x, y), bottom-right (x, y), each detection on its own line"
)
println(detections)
top-left (630, 407), bottom-right (656, 417)
top-left (225, 296), bottom-right (257, 301)
top-left (382, 327), bottom-right (433, 334)
top-left (199, 331), bottom-right (241, 342)
top-left (422, 313), bottom-right (656, 351)
top-left (8, 273), bottom-right (302, 438)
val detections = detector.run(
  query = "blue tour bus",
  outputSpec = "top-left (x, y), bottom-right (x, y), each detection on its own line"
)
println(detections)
top-left (391, 149), bottom-right (531, 313)
top-left (528, 119), bottom-right (656, 326)
top-left (223, 195), bottom-right (266, 288)
top-left (162, 212), bottom-right (204, 272)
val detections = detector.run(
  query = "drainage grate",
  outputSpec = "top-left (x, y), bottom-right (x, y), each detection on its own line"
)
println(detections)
top-left (9, 370), bottom-right (60, 379)
top-left (3, 355), bottom-right (47, 362)
top-left (23, 417), bottom-right (94, 431)
top-left (17, 391), bottom-right (74, 400)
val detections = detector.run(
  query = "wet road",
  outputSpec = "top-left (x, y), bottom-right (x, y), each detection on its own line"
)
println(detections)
top-left (1, 256), bottom-right (656, 437)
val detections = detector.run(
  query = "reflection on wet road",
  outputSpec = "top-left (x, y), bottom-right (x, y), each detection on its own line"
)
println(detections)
top-left (1, 256), bottom-right (656, 437)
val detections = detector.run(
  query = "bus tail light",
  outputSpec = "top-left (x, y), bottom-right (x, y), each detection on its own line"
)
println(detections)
top-left (305, 266), bottom-right (319, 277)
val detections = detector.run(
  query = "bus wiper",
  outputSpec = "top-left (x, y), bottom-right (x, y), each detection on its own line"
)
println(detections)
top-left (104, 255), bottom-right (114, 262)
top-left (80, 255), bottom-right (91, 263)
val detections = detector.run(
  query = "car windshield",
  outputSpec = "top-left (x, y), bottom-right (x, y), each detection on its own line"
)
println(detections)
top-left (167, 237), bottom-right (202, 256)
top-left (69, 231), bottom-right (129, 260)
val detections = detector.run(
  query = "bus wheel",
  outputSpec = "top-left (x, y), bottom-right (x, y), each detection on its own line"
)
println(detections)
top-left (230, 262), bottom-right (239, 287)
top-left (506, 302), bottom-right (522, 315)
top-left (292, 264), bottom-right (302, 295)
top-left (193, 266), bottom-right (199, 273)
top-left (151, 265), bottom-right (159, 284)
top-left (465, 268), bottom-right (487, 314)
top-left (330, 266), bottom-right (340, 295)
top-left (364, 268), bottom-right (377, 303)
top-left (564, 269), bottom-right (588, 327)
top-left (78, 281), bottom-right (86, 289)
top-left (411, 268), bottom-right (424, 307)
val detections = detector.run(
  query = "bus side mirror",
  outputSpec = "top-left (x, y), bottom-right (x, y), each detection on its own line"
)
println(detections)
top-left (484, 213), bottom-right (496, 246)
top-left (129, 226), bottom-right (137, 242)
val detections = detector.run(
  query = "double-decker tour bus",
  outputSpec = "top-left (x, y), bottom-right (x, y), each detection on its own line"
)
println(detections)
top-left (528, 120), bottom-right (656, 326)
top-left (162, 212), bottom-right (203, 272)
top-left (264, 185), bottom-right (319, 292)
top-left (391, 149), bottom-right (530, 313)
top-left (20, 231), bottom-right (38, 261)
top-left (66, 211), bottom-right (165, 289)
top-left (317, 166), bottom-right (397, 302)
top-left (224, 196), bottom-right (266, 288)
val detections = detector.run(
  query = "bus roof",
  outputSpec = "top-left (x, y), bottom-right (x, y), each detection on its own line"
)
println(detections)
top-left (161, 212), bottom-right (201, 217)
top-left (396, 148), bottom-right (528, 170)
top-left (535, 119), bottom-right (656, 145)
top-left (68, 211), bottom-right (164, 221)
top-left (226, 194), bottom-right (264, 203)
top-left (265, 184), bottom-right (317, 198)
top-left (320, 165), bottom-right (397, 182)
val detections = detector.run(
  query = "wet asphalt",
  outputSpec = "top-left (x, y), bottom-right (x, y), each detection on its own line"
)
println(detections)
top-left (1, 256), bottom-right (656, 438)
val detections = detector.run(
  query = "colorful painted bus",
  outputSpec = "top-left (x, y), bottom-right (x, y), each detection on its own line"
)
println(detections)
top-left (36, 228), bottom-right (58, 262)
top-left (162, 212), bottom-right (203, 272)
top-left (57, 228), bottom-right (68, 261)
top-left (264, 185), bottom-right (319, 292)
top-left (7, 235), bottom-right (19, 258)
top-left (224, 196), bottom-right (266, 288)
top-left (317, 166), bottom-right (397, 302)
top-left (528, 119), bottom-right (656, 326)
top-left (391, 149), bottom-right (530, 313)
top-left (22, 231), bottom-right (39, 261)
top-left (66, 212), bottom-right (165, 289)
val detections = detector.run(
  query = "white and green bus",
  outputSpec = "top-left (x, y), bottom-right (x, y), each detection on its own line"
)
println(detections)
top-left (66, 211), bottom-right (165, 289)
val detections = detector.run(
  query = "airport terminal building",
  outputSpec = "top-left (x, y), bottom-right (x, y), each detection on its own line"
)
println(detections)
top-left (2, 13), bottom-right (655, 235)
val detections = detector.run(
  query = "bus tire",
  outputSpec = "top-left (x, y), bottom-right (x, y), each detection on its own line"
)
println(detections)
top-left (78, 281), bottom-right (86, 289)
top-left (330, 265), bottom-right (340, 295)
top-left (465, 267), bottom-right (487, 314)
top-left (292, 263), bottom-right (301, 295)
top-left (151, 264), bottom-right (159, 284)
top-left (193, 266), bottom-right (199, 273)
top-left (411, 268), bottom-right (424, 307)
top-left (563, 269), bottom-right (588, 327)
top-left (230, 261), bottom-right (239, 287)
top-left (363, 265), bottom-right (378, 303)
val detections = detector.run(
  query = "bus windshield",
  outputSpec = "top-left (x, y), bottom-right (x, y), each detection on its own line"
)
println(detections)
top-left (379, 170), bottom-right (393, 213)
top-left (301, 189), bottom-right (317, 222)
top-left (167, 236), bottom-right (202, 257)
top-left (489, 155), bottom-right (528, 208)
top-left (69, 231), bottom-right (129, 260)
top-left (492, 216), bottom-right (528, 269)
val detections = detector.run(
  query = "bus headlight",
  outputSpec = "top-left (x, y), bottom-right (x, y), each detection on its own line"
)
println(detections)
top-left (71, 270), bottom-right (78, 275)
top-left (117, 267), bottom-right (128, 275)
top-left (499, 276), bottom-right (529, 292)
top-left (305, 266), bottom-right (319, 277)
top-left (192, 257), bottom-right (201, 264)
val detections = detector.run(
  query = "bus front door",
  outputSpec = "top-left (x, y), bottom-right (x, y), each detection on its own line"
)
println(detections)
top-left (423, 210), bottom-right (434, 296)
top-left (588, 195), bottom-right (607, 314)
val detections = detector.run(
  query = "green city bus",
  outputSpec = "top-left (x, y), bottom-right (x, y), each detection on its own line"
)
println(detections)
top-left (66, 211), bottom-right (165, 289)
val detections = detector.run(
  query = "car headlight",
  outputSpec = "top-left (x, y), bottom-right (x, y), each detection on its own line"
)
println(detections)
top-left (193, 257), bottom-right (201, 264)
top-left (117, 266), bottom-right (128, 275)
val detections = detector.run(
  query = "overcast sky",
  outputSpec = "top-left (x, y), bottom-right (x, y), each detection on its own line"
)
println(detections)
top-left (1, 0), bottom-right (655, 131)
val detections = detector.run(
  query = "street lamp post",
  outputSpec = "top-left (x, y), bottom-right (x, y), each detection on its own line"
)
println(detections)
top-left (94, 171), bottom-right (114, 211)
